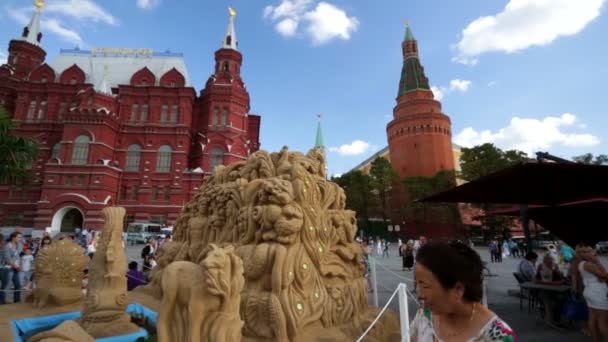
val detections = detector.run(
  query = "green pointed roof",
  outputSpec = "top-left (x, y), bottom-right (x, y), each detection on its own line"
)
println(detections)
top-left (398, 23), bottom-right (431, 96)
top-left (405, 24), bottom-right (414, 41)
top-left (315, 116), bottom-right (324, 148)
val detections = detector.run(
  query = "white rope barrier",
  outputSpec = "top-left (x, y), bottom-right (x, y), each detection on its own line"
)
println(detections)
top-left (355, 284), bottom-right (400, 342)
top-left (374, 262), bottom-right (415, 283)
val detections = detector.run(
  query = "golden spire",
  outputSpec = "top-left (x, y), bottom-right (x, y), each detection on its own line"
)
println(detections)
top-left (34, 0), bottom-right (45, 13)
top-left (228, 6), bottom-right (236, 18)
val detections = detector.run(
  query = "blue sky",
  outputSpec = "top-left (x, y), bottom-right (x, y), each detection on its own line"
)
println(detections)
top-left (1, 0), bottom-right (606, 175)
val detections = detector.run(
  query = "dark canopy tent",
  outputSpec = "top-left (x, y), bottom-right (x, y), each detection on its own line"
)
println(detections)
top-left (487, 199), bottom-right (608, 247)
top-left (422, 162), bottom-right (608, 205)
top-left (421, 161), bottom-right (608, 249)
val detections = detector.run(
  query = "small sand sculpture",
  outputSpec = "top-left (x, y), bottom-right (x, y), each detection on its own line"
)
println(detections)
top-left (76, 207), bottom-right (140, 338)
top-left (157, 244), bottom-right (244, 342)
top-left (27, 321), bottom-right (94, 342)
top-left (25, 238), bottom-right (89, 308)
top-left (142, 147), bottom-right (400, 341)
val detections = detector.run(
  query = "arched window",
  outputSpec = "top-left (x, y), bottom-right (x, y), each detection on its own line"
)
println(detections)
top-left (212, 108), bottom-right (219, 127)
top-left (222, 109), bottom-right (228, 127)
top-left (210, 147), bottom-right (224, 171)
top-left (51, 143), bottom-right (61, 160)
top-left (156, 145), bottom-right (172, 173)
top-left (126, 144), bottom-right (142, 171)
top-left (72, 135), bottom-right (90, 165)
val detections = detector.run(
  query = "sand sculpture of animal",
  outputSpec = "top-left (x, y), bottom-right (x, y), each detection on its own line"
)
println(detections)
top-left (157, 244), bottom-right (245, 342)
top-left (154, 147), bottom-right (400, 341)
top-left (26, 239), bottom-right (89, 308)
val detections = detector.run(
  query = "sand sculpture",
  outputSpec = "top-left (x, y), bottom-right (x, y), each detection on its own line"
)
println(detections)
top-left (26, 239), bottom-right (89, 308)
top-left (76, 207), bottom-right (140, 338)
top-left (157, 244), bottom-right (244, 342)
top-left (142, 147), bottom-right (400, 341)
top-left (27, 321), bottom-right (94, 342)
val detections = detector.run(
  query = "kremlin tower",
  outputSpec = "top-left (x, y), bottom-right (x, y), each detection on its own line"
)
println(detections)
top-left (386, 24), bottom-right (455, 179)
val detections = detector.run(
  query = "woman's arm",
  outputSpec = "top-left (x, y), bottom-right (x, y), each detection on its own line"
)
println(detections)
top-left (584, 257), bottom-right (608, 281)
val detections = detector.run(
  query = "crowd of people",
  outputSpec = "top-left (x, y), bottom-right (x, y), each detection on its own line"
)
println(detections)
top-left (517, 243), bottom-right (608, 341)
top-left (0, 228), bottom-right (173, 304)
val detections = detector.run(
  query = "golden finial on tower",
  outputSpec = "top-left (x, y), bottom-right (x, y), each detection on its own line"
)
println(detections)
top-left (404, 19), bottom-right (409, 27)
top-left (34, 0), bottom-right (45, 13)
top-left (228, 6), bottom-right (237, 18)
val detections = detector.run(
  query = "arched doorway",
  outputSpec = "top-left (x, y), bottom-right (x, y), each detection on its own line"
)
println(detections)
top-left (51, 206), bottom-right (84, 233)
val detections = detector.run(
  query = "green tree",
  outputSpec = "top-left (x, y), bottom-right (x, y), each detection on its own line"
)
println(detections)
top-left (459, 143), bottom-right (528, 239)
top-left (573, 153), bottom-right (608, 165)
top-left (0, 106), bottom-right (38, 183)
top-left (459, 143), bottom-right (528, 181)
top-left (332, 171), bottom-right (375, 229)
top-left (404, 170), bottom-right (460, 225)
top-left (369, 157), bottom-right (399, 222)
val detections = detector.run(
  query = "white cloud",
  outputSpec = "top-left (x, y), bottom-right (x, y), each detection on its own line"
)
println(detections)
top-left (44, 18), bottom-right (83, 44)
top-left (329, 140), bottom-right (372, 156)
top-left (453, 0), bottom-right (606, 64)
top-left (303, 2), bottom-right (360, 45)
top-left (276, 18), bottom-right (299, 36)
top-left (454, 113), bottom-right (600, 155)
top-left (7, 8), bottom-right (83, 45)
top-left (45, 0), bottom-right (117, 25)
top-left (264, 0), bottom-right (359, 45)
top-left (136, 0), bottom-right (161, 10)
top-left (431, 79), bottom-right (472, 101)
top-left (449, 79), bottom-right (472, 92)
top-left (487, 80), bottom-right (497, 87)
top-left (431, 86), bottom-right (445, 101)
top-left (0, 50), bottom-right (7, 65)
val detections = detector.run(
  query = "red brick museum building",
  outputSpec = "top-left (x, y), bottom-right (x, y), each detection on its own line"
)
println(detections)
top-left (0, 6), bottom-right (260, 233)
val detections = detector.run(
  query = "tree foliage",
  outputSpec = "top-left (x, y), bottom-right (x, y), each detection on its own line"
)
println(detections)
top-left (332, 171), bottom-right (375, 225)
top-left (368, 157), bottom-right (399, 221)
top-left (572, 153), bottom-right (608, 165)
top-left (459, 143), bottom-right (528, 181)
top-left (0, 106), bottom-right (38, 183)
top-left (403, 170), bottom-right (460, 225)
top-left (459, 143), bottom-right (528, 239)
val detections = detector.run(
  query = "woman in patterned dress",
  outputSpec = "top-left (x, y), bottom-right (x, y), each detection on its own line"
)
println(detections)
top-left (410, 241), bottom-right (517, 341)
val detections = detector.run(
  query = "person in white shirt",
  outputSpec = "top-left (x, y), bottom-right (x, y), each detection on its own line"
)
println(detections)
top-left (20, 248), bottom-right (34, 290)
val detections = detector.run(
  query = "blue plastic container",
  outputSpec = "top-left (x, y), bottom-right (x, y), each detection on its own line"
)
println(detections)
top-left (11, 303), bottom-right (157, 342)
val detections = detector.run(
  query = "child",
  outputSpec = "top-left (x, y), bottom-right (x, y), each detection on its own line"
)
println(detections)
top-left (20, 248), bottom-right (34, 290)
top-left (127, 261), bottom-right (146, 291)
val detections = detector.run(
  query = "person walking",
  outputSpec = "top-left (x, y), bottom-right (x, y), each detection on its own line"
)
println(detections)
top-left (382, 240), bottom-right (390, 258)
top-left (489, 241), bottom-right (499, 263)
top-left (402, 240), bottom-right (414, 271)
top-left (398, 238), bottom-right (403, 257)
top-left (376, 238), bottom-right (382, 257)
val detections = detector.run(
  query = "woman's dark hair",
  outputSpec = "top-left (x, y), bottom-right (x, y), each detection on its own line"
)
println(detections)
top-left (525, 251), bottom-right (538, 261)
top-left (129, 261), bottom-right (138, 270)
top-left (8, 231), bottom-right (21, 242)
top-left (416, 241), bottom-right (484, 302)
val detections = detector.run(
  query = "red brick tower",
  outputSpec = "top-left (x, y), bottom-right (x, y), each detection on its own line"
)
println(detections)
top-left (5, 2), bottom-right (46, 80)
top-left (191, 8), bottom-right (260, 172)
top-left (387, 24), bottom-right (455, 178)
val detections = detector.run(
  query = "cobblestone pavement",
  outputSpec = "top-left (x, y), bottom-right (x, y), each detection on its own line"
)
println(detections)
top-left (127, 244), bottom-right (590, 341)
